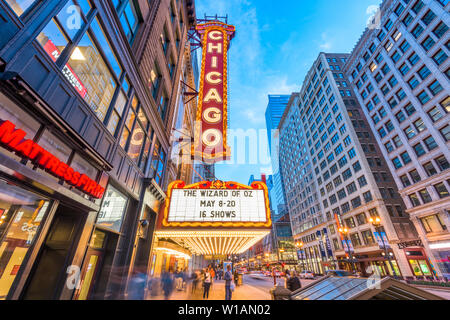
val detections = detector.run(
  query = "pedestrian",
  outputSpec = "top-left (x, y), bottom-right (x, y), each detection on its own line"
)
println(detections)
top-left (287, 270), bottom-right (302, 292)
top-left (175, 268), bottom-right (183, 291)
top-left (161, 268), bottom-right (174, 300)
top-left (191, 270), bottom-right (199, 293)
top-left (272, 267), bottom-right (277, 286)
top-left (233, 268), bottom-right (239, 286)
top-left (127, 267), bottom-right (147, 300)
top-left (284, 269), bottom-right (291, 289)
top-left (209, 267), bottom-right (215, 287)
top-left (203, 268), bottom-right (212, 299)
top-left (224, 264), bottom-right (233, 300)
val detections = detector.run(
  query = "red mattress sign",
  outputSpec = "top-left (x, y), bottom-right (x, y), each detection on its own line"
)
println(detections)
top-left (192, 22), bottom-right (235, 163)
top-left (0, 120), bottom-right (105, 199)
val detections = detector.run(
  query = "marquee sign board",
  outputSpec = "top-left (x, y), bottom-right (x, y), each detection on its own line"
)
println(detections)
top-left (192, 22), bottom-right (236, 163)
top-left (162, 180), bottom-right (271, 228)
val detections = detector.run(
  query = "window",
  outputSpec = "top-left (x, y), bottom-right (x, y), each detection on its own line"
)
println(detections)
top-left (419, 189), bottom-right (433, 204)
top-left (149, 140), bottom-right (166, 186)
top-left (356, 213), bottom-right (367, 226)
top-left (362, 230), bottom-right (375, 245)
top-left (408, 76), bottom-right (420, 89)
top-left (350, 233), bottom-right (362, 247)
top-left (405, 103), bottom-right (416, 116)
top-left (411, 24), bottom-right (424, 39)
top-left (421, 214), bottom-right (447, 233)
top-left (393, 157), bottom-right (403, 169)
top-left (396, 111), bottom-right (406, 123)
top-left (385, 141), bottom-right (394, 153)
top-left (358, 175), bottom-right (367, 188)
top-left (348, 148), bottom-right (356, 159)
top-left (401, 151), bottom-right (412, 164)
top-left (409, 169), bottom-right (421, 183)
top-left (399, 63), bottom-right (410, 76)
top-left (149, 63), bottom-right (161, 99)
top-left (400, 175), bottom-right (411, 188)
top-left (440, 125), bottom-right (450, 141)
top-left (417, 91), bottom-right (430, 105)
top-left (423, 136), bottom-right (438, 151)
top-left (404, 126), bottom-right (417, 139)
top-left (428, 106), bottom-right (443, 122)
top-left (433, 49), bottom-right (448, 65)
top-left (400, 40), bottom-right (410, 53)
top-left (393, 135), bottom-right (403, 147)
top-left (409, 193), bottom-right (421, 207)
top-left (408, 52), bottom-right (420, 66)
top-left (351, 196), bottom-right (362, 209)
top-left (421, 36), bottom-right (435, 51)
top-left (434, 183), bottom-right (449, 198)
top-left (343, 169), bottom-right (352, 181)
top-left (413, 143), bottom-right (426, 157)
top-left (353, 161), bottom-right (362, 172)
top-left (412, 1), bottom-right (425, 14)
top-left (423, 162), bottom-right (437, 177)
top-left (418, 65), bottom-right (431, 80)
top-left (435, 155), bottom-right (449, 171)
top-left (114, 0), bottom-right (140, 43)
top-left (158, 89), bottom-right (169, 120)
top-left (414, 118), bottom-right (426, 132)
top-left (422, 9), bottom-right (436, 25)
top-left (433, 22), bottom-right (449, 39)
top-left (428, 80), bottom-right (443, 96)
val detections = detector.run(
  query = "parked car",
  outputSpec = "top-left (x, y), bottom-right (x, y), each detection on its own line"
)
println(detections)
top-left (299, 271), bottom-right (315, 279)
top-left (325, 270), bottom-right (355, 277)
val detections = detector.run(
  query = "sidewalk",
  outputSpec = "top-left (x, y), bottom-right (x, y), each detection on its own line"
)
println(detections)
top-left (148, 279), bottom-right (271, 301)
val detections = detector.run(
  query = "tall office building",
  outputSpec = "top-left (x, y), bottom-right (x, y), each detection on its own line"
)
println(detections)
top-left (279, 53), bottom-right (420, 277)
top-left (344, 0), bottom-right (449, 280)
top-left (265, 95), bottom-right (291, 220)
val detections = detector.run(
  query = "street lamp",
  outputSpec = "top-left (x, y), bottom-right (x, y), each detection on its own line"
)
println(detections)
top-left (369, 216), bottom-right (398, 278)
top-left (338, 227), bottom-right (356, 273)
top-left (295, 241), bottom-right (306, 272)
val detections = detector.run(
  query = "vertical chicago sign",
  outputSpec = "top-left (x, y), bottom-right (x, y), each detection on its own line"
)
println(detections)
top-left (192, 22), bottom-right (236, 163)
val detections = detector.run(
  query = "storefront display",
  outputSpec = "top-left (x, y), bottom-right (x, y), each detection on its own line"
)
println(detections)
top-left (0, 181), bottom-right (50, 299)
top-left (97, 185), bottom-right (128, 233)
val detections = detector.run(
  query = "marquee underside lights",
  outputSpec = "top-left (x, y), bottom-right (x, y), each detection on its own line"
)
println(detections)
top-left (162, 180), bottom-right (272, 228)
top-left (192, 22), bottom-right (235, 163)
top-left (154, 230), bottom-right (270, 256)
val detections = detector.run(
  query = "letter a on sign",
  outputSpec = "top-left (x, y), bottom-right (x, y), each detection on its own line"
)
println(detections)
top-left (192, 22), bottom-right (236, 164)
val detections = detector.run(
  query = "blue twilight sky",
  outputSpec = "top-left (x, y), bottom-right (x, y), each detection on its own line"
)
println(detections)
top-left (195, 0), bottom-right (382, 185)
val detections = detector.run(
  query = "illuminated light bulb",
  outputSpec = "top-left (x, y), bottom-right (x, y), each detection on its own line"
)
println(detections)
top-left (70, 47), bottom-right (86, 61)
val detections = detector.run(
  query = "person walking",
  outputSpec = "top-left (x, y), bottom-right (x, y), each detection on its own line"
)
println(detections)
top-left (287, 270), bottom-right (302, 292)
top-left (224, 264), bottom-right (233, 300)
top-left (191, 270), bottom-right (199, 293)
top-left (203, 268), bottom-right (212, 299)
top-left (161, 269), bottom-right (174, 300)
top-left (284, 269), bottom-right (291, 289)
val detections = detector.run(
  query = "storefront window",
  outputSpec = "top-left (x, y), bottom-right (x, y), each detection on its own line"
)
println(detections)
top-left (5, 0), bottom-right (39, 17)
top-left (97, 185), bottom-right (128, 233)
top-left (0, 181), bottom-right (50, 299)
top-left (409, 259), bottom-right (432, 276)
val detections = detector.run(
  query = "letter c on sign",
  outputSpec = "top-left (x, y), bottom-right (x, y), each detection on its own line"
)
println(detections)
top-left (208, 31), bottom-right (223, 40)
top-left (203, 107), bottom-right (222, 124)
top-left (205, 71), bottom-right (222, 84)
top-left (202, 129), bottom-right (221, 147)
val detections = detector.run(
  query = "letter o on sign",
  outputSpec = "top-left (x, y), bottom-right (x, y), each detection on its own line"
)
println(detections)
top-left (203, 107), bottom-right (222, 124)
top-left (208, 30), bottom-right (223, 40)
top-left (202, 129), bottom-right (222, 147)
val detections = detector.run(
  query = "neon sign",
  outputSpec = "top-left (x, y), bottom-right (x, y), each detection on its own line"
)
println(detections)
top-left (192, 22), bottom-right (235, 163)
top-left (0, 120), bottom-right (105, 199)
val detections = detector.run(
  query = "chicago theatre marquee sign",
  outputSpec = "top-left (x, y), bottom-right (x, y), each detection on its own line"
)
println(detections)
top-left (192, 21), bottom-right (236, 163)
top-left (155, 180), bottom-right (272, 256)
